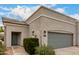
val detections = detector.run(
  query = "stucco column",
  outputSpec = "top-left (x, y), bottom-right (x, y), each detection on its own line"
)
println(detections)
top-left (41, 30), bottom-right (48, 46)
top-left (4, 26), bottom-right (6, 47)
top-left (73, 33), bottom-right (76, 46)
top-left (6, 26), bottom-right (11, 47)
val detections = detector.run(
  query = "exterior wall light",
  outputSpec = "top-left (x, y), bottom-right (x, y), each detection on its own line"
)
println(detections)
top-left (32, 31), bottom-right (34, 36)
top-left (43, 30), bottom-right (46, 37)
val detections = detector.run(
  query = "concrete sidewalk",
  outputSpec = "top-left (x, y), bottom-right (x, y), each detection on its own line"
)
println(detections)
top-left (12, 46), bottom-right (28, 55)
top-left (5, 47), bottom-right (13, 55)
top-left (55, 46), bottom-right (79, 55)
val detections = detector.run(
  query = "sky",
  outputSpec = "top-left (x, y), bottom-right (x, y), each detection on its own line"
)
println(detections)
top-left (0, 4), bottom-right (79, 26)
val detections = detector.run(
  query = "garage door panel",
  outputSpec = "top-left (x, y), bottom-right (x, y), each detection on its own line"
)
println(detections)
top-left (48, 32), bottom-right (73, 49)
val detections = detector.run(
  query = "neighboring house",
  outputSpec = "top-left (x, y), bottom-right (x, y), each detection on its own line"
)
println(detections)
top-left (2, 6), bottom-right (79, 49)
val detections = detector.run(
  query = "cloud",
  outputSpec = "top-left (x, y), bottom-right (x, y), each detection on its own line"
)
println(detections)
top-left (54, 7), bottom-right (79, 20)
top-left (69, 14), bottom-right (79, 20)
top-left (9, 5), bottom-right (40, 20)
top-left (40, 4), bottom-right (56, 8)
top-left (55, 8), bottom-right (65, 13)
top-left (0, 7), bottom-right (10, 11)
top-left (0, 5), bottom-right (40, 25)
top-left (0, 17), bottom-right (3, 26)
top-left (0, 22), bottom-right (3, 26)
top-left (0, 5), bottom-right (41, 21)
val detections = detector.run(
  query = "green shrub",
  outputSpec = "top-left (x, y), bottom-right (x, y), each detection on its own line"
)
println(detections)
top-left (0, 41), bottom-right (5, 55)
top-left (35, 45), bottom-right (55, 55)
top-left (23, 38), bottom-right (39, 55)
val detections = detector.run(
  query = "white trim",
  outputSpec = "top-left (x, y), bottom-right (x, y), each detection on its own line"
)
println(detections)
top-left (4, 23), bottom-right (28, 28)
top-left (28, 14), bottom-right (76, 25)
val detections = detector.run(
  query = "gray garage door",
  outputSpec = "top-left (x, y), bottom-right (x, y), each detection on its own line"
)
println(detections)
top-left (48, 32), bottom-right (73, 49)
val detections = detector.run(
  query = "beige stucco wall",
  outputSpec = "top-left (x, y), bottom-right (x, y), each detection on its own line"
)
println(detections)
top-left (4, 23), bottom-right (29, 47)
top-left (29, 15), bottom-right (77, 46)
top-left (29, 17), bottom-right (42, 45)
top-left (40, 16), bottom-right (76, 46)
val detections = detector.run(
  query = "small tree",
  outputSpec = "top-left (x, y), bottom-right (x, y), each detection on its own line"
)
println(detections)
top-left (0, 27), bottom-right (4, 32)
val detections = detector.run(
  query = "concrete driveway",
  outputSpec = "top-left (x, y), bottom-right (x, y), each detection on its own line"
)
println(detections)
top-left (55, 46), bottom-right (79, 55)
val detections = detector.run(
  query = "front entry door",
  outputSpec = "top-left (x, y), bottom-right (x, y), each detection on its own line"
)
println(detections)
top-left (11, 32), bottom-right (19, 46)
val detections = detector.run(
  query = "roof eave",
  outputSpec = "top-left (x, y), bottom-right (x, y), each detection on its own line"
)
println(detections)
top-left (2, 17), bottom-right (29, 26)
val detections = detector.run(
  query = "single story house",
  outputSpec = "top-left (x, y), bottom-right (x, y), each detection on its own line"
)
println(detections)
top-left (2, 6), bottom-right (79, 49)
